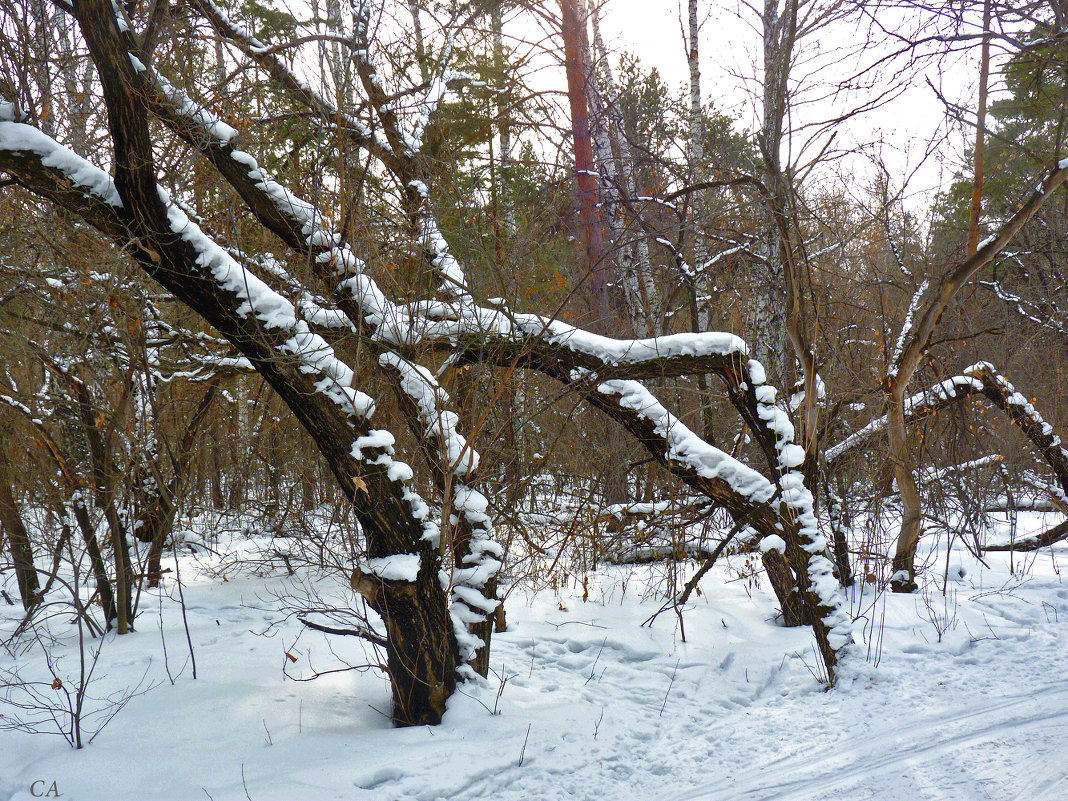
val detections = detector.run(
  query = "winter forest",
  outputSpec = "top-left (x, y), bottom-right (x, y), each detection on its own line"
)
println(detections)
top-left (0, 0), bottom-right (1066, 797)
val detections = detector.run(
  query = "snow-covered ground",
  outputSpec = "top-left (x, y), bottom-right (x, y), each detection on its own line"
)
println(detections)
top-left (2, 511), bottom-right (1067, 801)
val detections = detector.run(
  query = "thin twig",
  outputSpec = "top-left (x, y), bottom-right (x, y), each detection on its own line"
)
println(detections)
top-left (660, 660), bottom-right (680, 717)
top-left (172, 543), bottom-right (196, 680)
top-left (517, 723), bottom-right (532, 767)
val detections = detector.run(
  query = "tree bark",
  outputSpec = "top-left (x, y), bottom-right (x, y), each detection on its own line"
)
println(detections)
top-left (752, 0), bottom-right (795, 391)
top-left (885, 158), bottom-right (1068, 589)
top-left (762, 548), bottom-right (807, 625)
top-left (64, 0), bottom-right (460, 723)
top-left (887, 383), bottom-right (922, 592)
top-left (351, 560), bottom-right (456, 725)
top-left (967, 0), bottom-right (992, 257)
top-left (0, 441), bottom-right (40, 610)
top-left (142, 379), bottom-right (220, 587)
top-left (561, 0), bottom-right (609, 328)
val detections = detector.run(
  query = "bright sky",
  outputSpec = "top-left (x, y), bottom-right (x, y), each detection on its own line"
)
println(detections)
top-left (595, 0), bottom-right (983, 213)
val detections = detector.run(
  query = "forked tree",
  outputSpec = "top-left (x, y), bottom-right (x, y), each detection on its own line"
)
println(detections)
top-left (0, 0), bottom-right (859, 724)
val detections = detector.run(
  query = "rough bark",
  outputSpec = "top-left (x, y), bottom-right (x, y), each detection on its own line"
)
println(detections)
top-left (884, 155), bottom-right (1068, 589)
top-left (351, 556), bottom-right (456, 725)
top-left (0, 441), bottom-right (40, 610)
top-left (61, 0), bottom-right (459, 724)
top-left (561, 0), bottom-right (609, 328)
top-left (762, 547), bottom-right (807, 625)
top-left (752, 0), bottom-right (794, 391)
top-left (141, 379), bottom-right (220, 587)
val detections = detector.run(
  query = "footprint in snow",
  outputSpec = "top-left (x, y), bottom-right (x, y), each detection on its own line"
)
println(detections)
top-left (353, 767), bottom-right (404, 789)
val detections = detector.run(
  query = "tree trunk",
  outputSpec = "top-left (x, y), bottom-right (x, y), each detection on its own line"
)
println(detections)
top-left (826, 483), bottom-right (854, 586)
top-left (762, 549), bottom-right (807, 625)
top-left (67, 0), bottom-right (464, 721)
top-left (587, 6), bottom-right (658, 336)
top-left (352, 556), bottom-right (456, 725)
top-left (561, 0), bottom-right (609, 329)
top-left (967, 0), bottom-right (992, 257)
top-left (71, 495), bottom-right (117, 628)
top-left (888, 382), bottom-right (922, 592)
top-left (751, 0), bottom-right (795, 391)
top-left (65, 372), bottom-right (135, 630)
top-left (0, 444), bottom-right (40, 610)
top-left (144, 380), bottom-right (219, 586)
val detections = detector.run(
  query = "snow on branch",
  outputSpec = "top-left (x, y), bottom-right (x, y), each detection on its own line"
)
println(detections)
top-left (741, 361), bottom-right (853, 661)
top-left (134, 48), bottom-right (503, 670)
top-left (825, 374), bottom-right (984, 464)
top-left (979, 279), bottom-right (1068, 338)
top-left (170, 1), bottom-right (752, 391)
top-left (126, 4), bottom-right (861, 682)
top-left (189, 0), bottom-right (396, 165)
top-left (964, 362), bottom-right (1068, 495)
top-left (888, 278), bottom-right (928, 377)
top-left (585, 359), bottom-right (853, 678)
top-left (156, 190), bottom-right (444, 549)
top-left (377, 352), bottom-right (501, 668)
top-left (0, 119), bottom-right (443, 557)
top-left (892, 157), bottom-right (1068, 384)
top-left (827, 362), bottom-right (1068, 499)
top-left (595, 377), bottom-right (777, 505)
top-left (0, 121), bottom-right (121, 207)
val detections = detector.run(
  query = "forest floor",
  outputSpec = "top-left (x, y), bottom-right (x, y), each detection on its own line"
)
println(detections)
top-left (1, 509), bottom-right (1067, 800)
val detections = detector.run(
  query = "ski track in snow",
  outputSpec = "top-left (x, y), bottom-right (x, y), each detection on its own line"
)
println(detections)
top-left (1, 514), bottom-right (1067, 801)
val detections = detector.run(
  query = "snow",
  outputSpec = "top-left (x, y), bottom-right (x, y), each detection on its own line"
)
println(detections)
top-left (110, 0), bottom-right (128, 30)
top-left (597, 378), bottom-right (776, 504)
top-left (967, 363), bottom-right (1068, 458)
top-left (152, 70), bottom-right (239, 144)
top-left (522, 322), bottom-right (747, 366)
top-left (379, 353), bottom-right (479, 476)
top-left (406, 69), bottom-right (459, 155)
top-left (743, 363), bottom-right (853, 655)
top-left (374, 351), bottom-right (499, 663)
top-left (826, 373), bottom-right (985, 464)
top-left (0, 121), bottom-right (122, 207)
top-left (758, 534), bottom-right (787, 554)
top-left (362, 553), bottom-right (421, 582)
top-left (889, 279), bottom-right (929, 375)
top-left (158, 189), bottom-right (379, 424)
top-left (779, 443), bottom-right (806, 468)
top-left (2, 511), bottom-right (1066, 801)
top-left (350, 430), bottom-right (395, 459)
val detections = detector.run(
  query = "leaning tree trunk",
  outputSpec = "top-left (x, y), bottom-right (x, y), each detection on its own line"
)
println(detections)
top-left (887, 380), bottom-right (923, 592)
top-left (62, 0), bottom-right (464, 724)
top-left (762, 548), bottom-right (807, 625)
top-left (141, 379), bottom-right (219, 587)
top-left (0, 443), bottom-right (40, 610)
top-left (882, 158), bottom-right (1068, 590)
